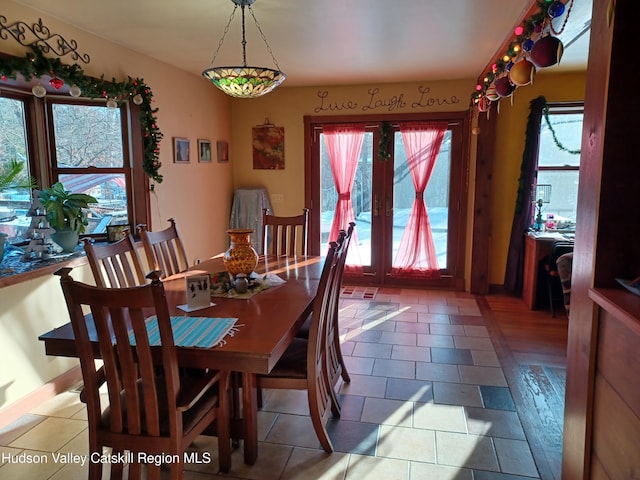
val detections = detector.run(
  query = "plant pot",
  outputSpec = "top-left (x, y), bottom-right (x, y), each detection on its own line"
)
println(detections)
top-left (51, 229), bottom-right (80, 253)
top-left (0, 233), bottom-right (7, 262)
top-left (223, 229), bottom-right (258, 277)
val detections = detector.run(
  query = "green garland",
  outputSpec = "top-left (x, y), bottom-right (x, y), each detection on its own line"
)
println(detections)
top-left (470, 0), bottom-right (554, 105)
top-left (378, 121), bottom-right (392, 161)
top-left (0, 45), bottom-right (163, 184)
top-left (542, 104), bottom-right (581, 155)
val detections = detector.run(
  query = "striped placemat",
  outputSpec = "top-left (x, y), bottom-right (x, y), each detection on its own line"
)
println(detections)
top-left (130, 316), bottom-right (238, 348)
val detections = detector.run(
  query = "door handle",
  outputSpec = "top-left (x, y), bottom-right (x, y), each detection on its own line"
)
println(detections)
top-left (386, 196), bottom-right (393, 216)
top-left (373, 194), bottom-right (380, 217)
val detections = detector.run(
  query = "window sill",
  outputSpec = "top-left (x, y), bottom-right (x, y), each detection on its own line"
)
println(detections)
top-left (0, 248), bottom-right (88, 288)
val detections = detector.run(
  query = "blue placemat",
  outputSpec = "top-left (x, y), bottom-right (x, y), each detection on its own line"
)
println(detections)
top-left (130, 316), bottom-right (238, 348)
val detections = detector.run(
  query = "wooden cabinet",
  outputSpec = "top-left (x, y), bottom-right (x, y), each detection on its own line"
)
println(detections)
top-left (562, 1), bottom-right (640, 478)
top-left (588, 289), bottom-right (640, 479)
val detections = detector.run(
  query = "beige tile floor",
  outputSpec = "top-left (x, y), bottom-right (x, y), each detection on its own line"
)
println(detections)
top-left (0, 288), bottom-right (542, 479)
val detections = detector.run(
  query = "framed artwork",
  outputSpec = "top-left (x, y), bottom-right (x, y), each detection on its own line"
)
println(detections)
top-left (217, 140), bottom-right (229, 163)
top-left (252, 125), bottom-right (284, 170)
top-left (198, 139), bottom-right (212, 162)
top-left (173, 137), bottom-right (190, 163)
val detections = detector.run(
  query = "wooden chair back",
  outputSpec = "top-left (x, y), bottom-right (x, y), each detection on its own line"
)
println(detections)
top-left (257, 238), bottom-right (342, 452)
top-left (83, 234), bottom-right (145, 288)
top-left (325, 222), bottom-right (356, 393)
top-left (262, 208), bottom-right (309, 256)
top-left (55, 268), bottom-right (231, 477)
top-left (137, 218), bottom-right (189, 278)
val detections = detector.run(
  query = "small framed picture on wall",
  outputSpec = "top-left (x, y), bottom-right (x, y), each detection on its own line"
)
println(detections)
top-left (198, 139), bottom-right (212, 162)
top-left (217, 141), bottom-right (229, 163)
top-left (173, 137), bottom-right (190, 163)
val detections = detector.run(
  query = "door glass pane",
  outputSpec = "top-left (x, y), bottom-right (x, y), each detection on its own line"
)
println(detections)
top-left (0, 97), bottom-right (32, 243)
top-left (319, 131), bottom-right (373, 265)
top-left (393, 130), bottom-right (451, 268)
top-left (58, 173), bottom-right (128, 234)
top-left (51, 104), bottom-right (124, 168)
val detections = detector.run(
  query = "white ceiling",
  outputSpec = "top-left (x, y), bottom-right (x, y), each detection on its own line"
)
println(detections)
top-left (11, 0), bottom-right (592, 88)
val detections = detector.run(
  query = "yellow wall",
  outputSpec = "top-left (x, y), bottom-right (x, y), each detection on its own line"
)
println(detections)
top-left (230, 81), bottom-right (473, 216)
top-left (229, 72), bottom-right (585, 286)
top-left (489, 71), bottom-right (585, 285)
top-left (0, 0), bottom-right (233, 410)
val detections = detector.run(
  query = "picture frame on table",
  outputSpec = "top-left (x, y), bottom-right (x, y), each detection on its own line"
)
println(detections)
top-left (198, 139), bottom-right (212, 163)
top-left (173, 137), bottom-right (190, 163)
top-left (217, 140), bottom-right (229, 163)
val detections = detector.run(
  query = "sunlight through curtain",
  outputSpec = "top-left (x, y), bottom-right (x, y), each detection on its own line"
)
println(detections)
top-left (391, 122), bottom-right (447, 279)
top-left (324, 125), bottom-right (364, 271)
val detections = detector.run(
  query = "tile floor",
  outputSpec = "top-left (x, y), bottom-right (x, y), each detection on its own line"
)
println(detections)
top-left (0, 288), bottom-right (543, 479)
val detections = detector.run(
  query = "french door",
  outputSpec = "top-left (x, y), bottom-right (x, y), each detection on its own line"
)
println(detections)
top-left (305, 113), bottom-right (469, 288)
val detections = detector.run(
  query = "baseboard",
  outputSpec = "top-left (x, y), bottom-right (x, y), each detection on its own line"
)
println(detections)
top-left (0, 365), bottom-right (82, 428)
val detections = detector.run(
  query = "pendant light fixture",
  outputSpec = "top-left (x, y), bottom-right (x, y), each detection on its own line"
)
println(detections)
top-left (202, 0), bottom-right (286, 98)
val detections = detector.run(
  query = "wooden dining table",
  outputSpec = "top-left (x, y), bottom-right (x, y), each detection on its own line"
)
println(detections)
top-left (39, 254), bottom-right (325, 465)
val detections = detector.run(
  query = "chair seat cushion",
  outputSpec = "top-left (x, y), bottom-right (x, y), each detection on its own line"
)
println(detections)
top-left (101, 375), bottom-right (219, 437)
top-left (263, 338), bottom-right (308, 379)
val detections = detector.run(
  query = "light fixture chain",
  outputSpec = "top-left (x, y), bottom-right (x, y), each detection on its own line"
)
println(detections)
top-left (241, 5), bottom-right (247, 66)
top-left (247, 5), bottom-right (282, 71)
top-left (208, 5), bottom-right (239, 66)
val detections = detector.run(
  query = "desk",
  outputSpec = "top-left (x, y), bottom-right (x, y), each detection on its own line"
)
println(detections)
top-left (39, 254), bottom-right (324, 465)
top-left (522, 232), bottom-right (572, 309)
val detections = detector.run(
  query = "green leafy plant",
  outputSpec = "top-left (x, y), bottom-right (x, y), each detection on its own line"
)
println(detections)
top-left (0, 159), bottom-right (37, 191)
top-left (38, 182), bottom-right (98, 234)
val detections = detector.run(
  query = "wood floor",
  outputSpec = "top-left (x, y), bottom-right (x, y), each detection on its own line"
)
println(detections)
top-left (480, 293), bottom-right (569, 480)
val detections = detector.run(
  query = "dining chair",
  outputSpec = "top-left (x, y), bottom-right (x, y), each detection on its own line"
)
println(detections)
top-left (55, 268), bottom-right (231, 479)
top-left (256, 238), bottom-right (343, 452)
top-left (137, 218), bottom-right (189, 278)
top-left (297, 222), bottom-right (356, 396)
top-left (324, 222), bottom-right (355, 394)
top-left (544, 240), bottom-right (574, 317)
top-left (261, 208), bottom-right (309, 256)
top-left (83, 234), bottom-right (146, 288)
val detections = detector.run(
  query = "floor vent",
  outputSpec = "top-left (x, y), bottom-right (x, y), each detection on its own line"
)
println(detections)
top-left (340, 286), bottom-right (378, 300)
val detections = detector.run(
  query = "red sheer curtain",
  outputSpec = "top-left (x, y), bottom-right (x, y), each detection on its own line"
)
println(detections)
top-left (391, 122), bottom-right (447, 279)
top-left (324, 125), bottom-right (364, 271)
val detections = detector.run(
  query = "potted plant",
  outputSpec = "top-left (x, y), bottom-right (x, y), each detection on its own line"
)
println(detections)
top-left (0, 159), bottom-right (37, 260)
top-left (38, 182), bottom-right (98, 252)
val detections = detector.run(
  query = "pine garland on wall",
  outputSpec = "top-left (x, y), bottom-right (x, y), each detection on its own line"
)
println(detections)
top-left (0, 44), bottom-right (164, 184)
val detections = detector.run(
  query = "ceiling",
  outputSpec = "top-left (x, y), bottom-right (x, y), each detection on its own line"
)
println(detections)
top-left (11, 0), bottom-right (592, 88)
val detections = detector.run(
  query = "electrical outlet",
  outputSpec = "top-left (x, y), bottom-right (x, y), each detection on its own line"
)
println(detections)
top-left (271, 193), bottom-right (284, 204)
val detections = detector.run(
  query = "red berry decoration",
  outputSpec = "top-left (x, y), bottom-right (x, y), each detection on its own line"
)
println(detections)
top-left (49, 77), bottom-right (64, 89)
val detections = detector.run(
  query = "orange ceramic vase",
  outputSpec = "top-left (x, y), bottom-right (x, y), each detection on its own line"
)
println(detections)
top-left (223, 229), bottom-right (258, 276)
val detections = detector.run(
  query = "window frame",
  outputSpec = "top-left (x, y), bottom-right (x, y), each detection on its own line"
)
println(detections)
top-left (535, 101), bottom-right (583, 226)
top-left (0, 84), bottom-right (150, 244)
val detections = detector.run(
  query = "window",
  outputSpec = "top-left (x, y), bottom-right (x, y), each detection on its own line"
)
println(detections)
top-left (535, 102), bottom-right (583, 231)
top-left (0, 87), bottom-right (148, 245)
top-left (0, 94), bottom-right (33, 243)
top-left (48, 101), bottom-right (131, 234)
